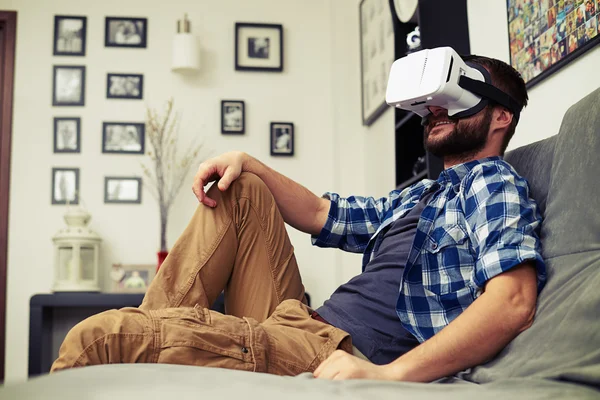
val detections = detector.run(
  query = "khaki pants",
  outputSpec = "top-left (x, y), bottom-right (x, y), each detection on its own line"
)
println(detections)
top-left (51, 173), bottom-right (352, 376)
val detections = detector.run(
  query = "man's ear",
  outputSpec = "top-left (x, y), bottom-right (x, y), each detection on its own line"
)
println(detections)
top-left (492, 106), bottom-right (513, 133)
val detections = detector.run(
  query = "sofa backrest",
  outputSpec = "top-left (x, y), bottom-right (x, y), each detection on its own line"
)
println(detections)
top-left (463, 87), bottom-right (600, 388)
top-left (504, 135), bottom-right (556, 219)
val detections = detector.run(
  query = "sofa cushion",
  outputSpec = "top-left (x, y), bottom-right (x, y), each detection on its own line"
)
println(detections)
top-left (504, 135), bottom-right (556, 219)
top-left (462, 87), bottom-right (600, 388)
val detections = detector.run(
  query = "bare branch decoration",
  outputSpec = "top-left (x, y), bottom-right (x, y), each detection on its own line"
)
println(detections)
top-left (141, 98), bottom-right (209, 252)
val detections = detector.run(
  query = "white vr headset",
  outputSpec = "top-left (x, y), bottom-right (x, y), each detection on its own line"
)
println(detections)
top-left (385, 47), bottom-right (522, 124)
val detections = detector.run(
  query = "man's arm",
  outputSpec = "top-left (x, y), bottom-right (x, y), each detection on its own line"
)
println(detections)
top-left (192, 151), bottom-right (329, 236)
top-left (314, 261), bottom-right (538, 381)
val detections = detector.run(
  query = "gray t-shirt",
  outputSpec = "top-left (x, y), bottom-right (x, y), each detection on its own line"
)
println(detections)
top-left (316, 192), bottom-right (433, 365)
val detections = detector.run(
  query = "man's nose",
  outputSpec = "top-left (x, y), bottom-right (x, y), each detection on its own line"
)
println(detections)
top-left (427, 106), bottom-right (447, 116)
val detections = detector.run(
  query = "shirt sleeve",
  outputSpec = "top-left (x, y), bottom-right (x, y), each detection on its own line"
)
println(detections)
top-left (310, 192), bottom-right (395, 253)
top-left (462, 163), bottom-right (546, 292)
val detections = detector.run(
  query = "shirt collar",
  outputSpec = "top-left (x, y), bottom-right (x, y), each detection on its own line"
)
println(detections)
top-left (436, 156), bottom-right (503, 187)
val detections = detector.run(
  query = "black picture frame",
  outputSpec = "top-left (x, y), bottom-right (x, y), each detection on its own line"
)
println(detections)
top-left (235, 22), bottom-right (283, 72)
top-left (52, 65), bottom-right (86, 106)
top-left (270, 122), bottom-right (294, 156)
top-left (53, 117), bottom-right (81, 153)
top-left (102, 122), bottom-right (145, 154)
top-left (105, 17), bottom-right (148, 48)
top-left (53, 15), bottom-right (87, 56)
top-left (359, 0), bottom-right (395, 126)
top-left (51, 167), bottom-right (80, 205)
top-left (106, 73), bottom-right (144, 99)
top-left (104, 177), bottom-right (142, 204)
top-left (507, 0), bottom-right (600, 89)
top-left (221, 100), bottom-right (245, 134)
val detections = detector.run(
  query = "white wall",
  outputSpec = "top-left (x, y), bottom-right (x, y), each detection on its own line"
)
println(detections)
top-left (467, 0), bottom-right (600, 150)
top-left (2, 0), bottom-right (386, 382)
top-left (329, 0), bottom-right (397, 284)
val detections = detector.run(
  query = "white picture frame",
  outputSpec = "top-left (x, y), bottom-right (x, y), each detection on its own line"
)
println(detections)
top-left (360, 0), bottom-right (395, 126)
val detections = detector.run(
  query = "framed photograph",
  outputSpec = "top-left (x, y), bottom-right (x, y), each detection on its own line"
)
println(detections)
top-left (107, 73), bottom-right (143, 99)
top-left (270, 122), bottom-right (294, 156)
top-left (221, 100), bottom-right (245, 134)
top-left (360, 0), bottom-right (395, 126)
top-left (235, 22), bottom-right (283, 72)
top-left (105, 17), bottom-right (148, 48)
top-left (507, 0), bottom-right (600, 89)
top-left (104, 177), bottom-right (142, 204)
top-left (52, 65), bottom-right (85, 106)
top-left (51, 167), bottom-right (79, 205)
top-left (109, 263), bottom-right (155, 293)
top-left (102, 122), bottom-right (145, 154)
top-left (53, 117), bottom-right (81, 153)
top-left (53, 15), bottom-right (87, 56)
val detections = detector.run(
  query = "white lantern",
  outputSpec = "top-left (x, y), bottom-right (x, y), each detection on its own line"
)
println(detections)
top-left (52, 206), bottom-right (101, 292)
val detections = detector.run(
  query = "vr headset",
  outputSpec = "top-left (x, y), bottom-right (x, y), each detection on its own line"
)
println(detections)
top-left (385, 47), bottom-right (522, 124)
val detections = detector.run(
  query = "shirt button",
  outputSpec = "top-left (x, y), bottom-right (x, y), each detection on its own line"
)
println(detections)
top-left (241, 347), bottom-right (249, 354)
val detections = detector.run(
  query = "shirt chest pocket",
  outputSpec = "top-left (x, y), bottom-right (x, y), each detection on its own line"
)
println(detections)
top-left (422, 224), bottom-right (474, 295)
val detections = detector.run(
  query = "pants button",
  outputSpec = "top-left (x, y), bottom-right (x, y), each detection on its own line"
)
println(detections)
top-left (241, 347), bottom-right (249, 354)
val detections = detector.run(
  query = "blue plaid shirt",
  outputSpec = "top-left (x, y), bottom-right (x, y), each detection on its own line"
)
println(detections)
top-left (312, 157), bottom-right (546, 343)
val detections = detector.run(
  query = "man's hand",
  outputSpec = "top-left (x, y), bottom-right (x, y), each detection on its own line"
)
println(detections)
top-left (192, 151), bottom-right (248, 207)
top-left (313, 350), bottom-right (396, 381)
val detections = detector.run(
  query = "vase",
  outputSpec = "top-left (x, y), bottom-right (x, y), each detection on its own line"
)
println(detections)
top-left (157, 250), bottom-right (169, 272)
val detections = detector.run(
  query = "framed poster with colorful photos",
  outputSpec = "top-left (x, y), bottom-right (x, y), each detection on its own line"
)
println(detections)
top-left (360, 0), bottom-right (395, 126)
top-left (508, 0), bottom-right (600, 88)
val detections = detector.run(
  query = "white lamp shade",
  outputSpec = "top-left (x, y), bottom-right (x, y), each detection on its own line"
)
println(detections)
top-left (172, 33), bottom-right (200, 71)
top-left (394, 0), bottom-right (419, 23)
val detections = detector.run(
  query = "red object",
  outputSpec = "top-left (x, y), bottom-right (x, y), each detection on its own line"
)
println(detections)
top-left (310, 311), bottom-right (330, 325)
top-left (157, 251), bottom-right (169, 272)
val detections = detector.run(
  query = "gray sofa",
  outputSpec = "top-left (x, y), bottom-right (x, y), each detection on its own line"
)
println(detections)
top-left (1, 88), bottom-right (599, 399)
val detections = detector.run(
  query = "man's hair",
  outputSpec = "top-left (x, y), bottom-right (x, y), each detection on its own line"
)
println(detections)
top-left (462, 55), bottom-right (529, 154)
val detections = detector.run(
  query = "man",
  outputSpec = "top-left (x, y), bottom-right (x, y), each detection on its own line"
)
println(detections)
top-left (51, 54), bottom-right (545, 382)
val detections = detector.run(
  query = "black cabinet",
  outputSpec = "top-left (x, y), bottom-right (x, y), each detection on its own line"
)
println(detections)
top-left (389, 0), bottom-right (471, 188)
top-left (28, 293), bottom-right (145, 377)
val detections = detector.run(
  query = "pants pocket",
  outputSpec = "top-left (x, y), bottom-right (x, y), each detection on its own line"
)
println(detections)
top-left (155, 306), bottom-right (255, 371)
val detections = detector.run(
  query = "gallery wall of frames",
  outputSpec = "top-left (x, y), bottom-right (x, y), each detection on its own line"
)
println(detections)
top-left (51, 16), bottom-right (295, 206)
top-left (507, 0), bottom-right (600, 88)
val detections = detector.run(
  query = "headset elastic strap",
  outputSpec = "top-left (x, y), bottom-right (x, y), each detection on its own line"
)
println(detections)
top-left (458, 76), bottom-right (521, 123)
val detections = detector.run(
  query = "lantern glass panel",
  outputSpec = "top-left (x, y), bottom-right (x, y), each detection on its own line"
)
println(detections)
top-left (58, 246), bottom-right (73, 280)
top-left (81, 246), bottom-right (95, 280)
top-left (58, 247), bottom-right (73, 281)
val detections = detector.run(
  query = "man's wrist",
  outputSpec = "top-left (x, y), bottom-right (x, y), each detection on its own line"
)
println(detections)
top-left (383, 361), bottom-right (410, 381)
top-left (242, 153), bottom-right (265, 177)
top-left (240, 152), bottom-right (252, 172)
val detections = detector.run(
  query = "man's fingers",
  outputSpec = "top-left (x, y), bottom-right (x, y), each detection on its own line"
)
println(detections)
top-left (314, 350), bottom-right (344, 378)
top-left (218, 167), bottom-right (238, 191)
top-left (201, 196), bottom-right (217, 208)
top-left (193, 163), bottom-right (219, 206)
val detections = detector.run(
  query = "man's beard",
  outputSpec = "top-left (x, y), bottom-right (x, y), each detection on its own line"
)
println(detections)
top-left (423, 107), bottom-right (493, 161)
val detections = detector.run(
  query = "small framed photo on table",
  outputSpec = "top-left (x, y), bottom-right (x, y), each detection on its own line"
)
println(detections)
top-left (105, 17), bottom-right (148, 48)
top-left (270, 122), bottom-right (294, 156)
top-left (102, 122), bottom-right (145, 154)
top-left (104, 177), bottom-right (142, 204)
top-left (107, 73), bottom-right (143, 99)
top-left (235, 22), bottom-right (283, 72)
top-left (53, 65), bottom-right (85, 106)
top-left (54, 117), bottom-right (81, 153)
top-left (53, 15), bottom-right (87, 56)
top-left (221, 100), bottom-right (245, 134)
top-left (109, 264), bottom-right (156, 293)
top-left (51, 167), bottom-right (79, 205)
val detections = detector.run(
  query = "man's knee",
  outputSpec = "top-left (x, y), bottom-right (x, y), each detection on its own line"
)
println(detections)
top-left (51, 309), bottom-right (144, 372)
top-left (235, 172), bottom-right (268, 190)
top-left (229, 172), bottom-right (274, 201)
